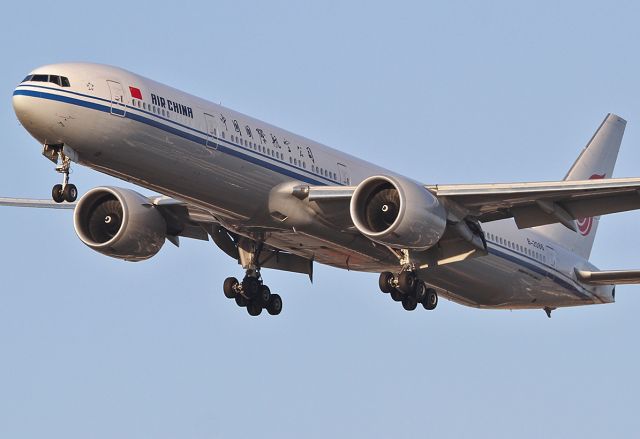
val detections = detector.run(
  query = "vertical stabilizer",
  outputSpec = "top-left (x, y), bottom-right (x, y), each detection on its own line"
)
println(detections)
top-left (536, 113), bottom-right (626, 259)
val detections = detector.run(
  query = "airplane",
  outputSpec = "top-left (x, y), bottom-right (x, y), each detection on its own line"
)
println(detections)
top-left (4, 62), bottom-right (640, 318)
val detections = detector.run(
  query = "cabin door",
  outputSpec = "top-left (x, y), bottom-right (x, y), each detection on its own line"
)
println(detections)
top-left (204, 113), bottom-right (219, 151)
top-left (106, 80), bottom-right (126, 117)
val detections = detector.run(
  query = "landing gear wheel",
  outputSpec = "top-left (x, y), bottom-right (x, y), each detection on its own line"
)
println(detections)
top-left (256, 285), bottom-right (271, 306)
top-left (390, 289), bottom-right (403, 302)
top-left (266, 294), bottom-right (282, 315)
top-left (423, 289), bottom-right (438, 310)
top-left (402, 295), bottom-right (418, 311)
top-left (247, 302), bottom-right (262, 316)
top-left (398, 271), bottom-right (417, 294)
top-left (52, 184), bottom-right (64, 203)
top-left (223, 277), bottom-right (239, 299)
top-left (235, 295), bottom-right (248, 307)
top-left (63, 184), bottom-right (77, 202)
top-left (242, 276), bottom-right (259, 299)
top-left (379, 271), bottom-right (395, 293)
top-left (414, 281), bottom-right (427, 303)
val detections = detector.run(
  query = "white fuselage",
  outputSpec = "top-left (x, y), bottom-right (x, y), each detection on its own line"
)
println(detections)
top-left (11, 63), bottom-right (614, 309)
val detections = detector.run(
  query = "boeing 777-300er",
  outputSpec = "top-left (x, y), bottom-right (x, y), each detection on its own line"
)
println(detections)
top-left (4, 63), bottom-right (640, 317)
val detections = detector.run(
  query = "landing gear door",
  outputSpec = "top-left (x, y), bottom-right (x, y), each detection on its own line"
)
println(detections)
top-left (204, 113), bottom-right (219, 150)
top-left (106, 80), bottom-right (126, 117)
top-left (337, 163), bottom-right (351, 185)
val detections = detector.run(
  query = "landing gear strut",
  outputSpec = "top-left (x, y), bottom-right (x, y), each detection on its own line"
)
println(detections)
top-left (379, 270), bottom-right (438, 312)
top-left (222, 238), bottom-right (283, 317)
top-left (47, 145), bottom-right (77, 203)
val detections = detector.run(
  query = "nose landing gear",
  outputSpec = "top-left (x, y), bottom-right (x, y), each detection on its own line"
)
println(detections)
top-left (46, 145), bottom-right (77, 203)
top-left (379, 270), bottom-right (438, 312)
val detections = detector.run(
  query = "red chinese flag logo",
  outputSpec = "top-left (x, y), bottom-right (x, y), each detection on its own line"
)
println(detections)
top-left (129, 86), bottom-right (142, 100)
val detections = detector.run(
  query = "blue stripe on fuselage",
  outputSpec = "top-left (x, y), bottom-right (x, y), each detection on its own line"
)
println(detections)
top-left (13, 87), bottom-right (332, 186)
top-left (487, 243), bottom-right (593, 300)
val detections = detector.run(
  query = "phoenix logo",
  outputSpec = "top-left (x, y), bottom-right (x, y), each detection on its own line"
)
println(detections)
top-left (576, 173), bottom-right (606, 236)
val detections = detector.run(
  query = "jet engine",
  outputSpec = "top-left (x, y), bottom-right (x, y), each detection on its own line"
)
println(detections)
top-left (73, 187), bottom-right (167, 261)
top-left (349, 175), bottom-right (447, 250)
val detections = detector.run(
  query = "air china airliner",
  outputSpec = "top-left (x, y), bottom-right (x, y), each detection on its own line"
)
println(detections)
top-left (5, 62), bottom-right (640, 317)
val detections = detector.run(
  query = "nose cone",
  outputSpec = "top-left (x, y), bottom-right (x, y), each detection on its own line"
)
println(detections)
top-left (13, 86), bottom-right (54, 144)
top-left (12, 88), bottom-right (30, 124)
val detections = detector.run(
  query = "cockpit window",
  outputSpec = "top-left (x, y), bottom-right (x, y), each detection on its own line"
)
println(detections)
top-left (22, 74), bottom-right (71, 87)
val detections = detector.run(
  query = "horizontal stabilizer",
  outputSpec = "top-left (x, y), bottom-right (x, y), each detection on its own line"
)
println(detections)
top-left (575, 269), bottom-right (640, 285)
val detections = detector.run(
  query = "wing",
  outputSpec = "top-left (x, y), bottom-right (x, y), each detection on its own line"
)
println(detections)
top-left (0, 195), bottom-right (212, 241)
top-left (0, 195), bottom-right (312, 277)
top-left (0, 197), bottom-right (76, 209)
top-left (427, 177), bottom-right (640, 230)
top-left (300, 176), bottom-right (640, 232)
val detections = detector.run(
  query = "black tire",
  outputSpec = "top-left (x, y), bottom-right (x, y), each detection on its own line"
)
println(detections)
top-left (235, 295), bottom-right (248, 307)
top-left (242, 276), bottom-right (259, 299)
top-left (390, 289), bottom-right (403, 302)
top-left (256, 285), bottom-right (271, 306)
top-left (247, 302), bottom-right (262, 316)
top-left (378, 271), bottom-right (394, 293)
top-left (52, 184), bottom-right (64, 203)
top-left (415, 281), bottom-right (427, 303)
top-left (267, 294), bottom-right (282, 315)
top-left (402, 295), bottom-right (418, 311)
top-left (63, 184), bottom-right (77, 202)
top-left (223, 277), bottom-right (239, 299)
top-left (398, 271), bottom-right (417, 294)
top-left (423, 289), bottom-right (438, 310)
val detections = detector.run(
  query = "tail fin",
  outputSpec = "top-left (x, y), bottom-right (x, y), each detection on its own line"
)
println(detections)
top-left (536, 113), bottom-right (627, 259)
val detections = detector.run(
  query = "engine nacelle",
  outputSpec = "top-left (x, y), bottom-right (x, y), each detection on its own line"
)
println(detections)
top-left (349, 175), bottom-right (447, 250)
top-left (73, 187), bottom-right (167, 261)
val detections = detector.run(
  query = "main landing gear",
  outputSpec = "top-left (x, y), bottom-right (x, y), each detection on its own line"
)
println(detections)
top-left (47, 146), bottom-right (77, 203)
top-left (222, 238), bottom-right (282, 317)
top-left (223, 271), bottom-right (283, 317)
top-left (379, 270), bottom-right (438, 311)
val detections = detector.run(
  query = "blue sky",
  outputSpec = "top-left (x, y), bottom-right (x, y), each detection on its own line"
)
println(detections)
top-left (1, 1), bottom-right (640, 437)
